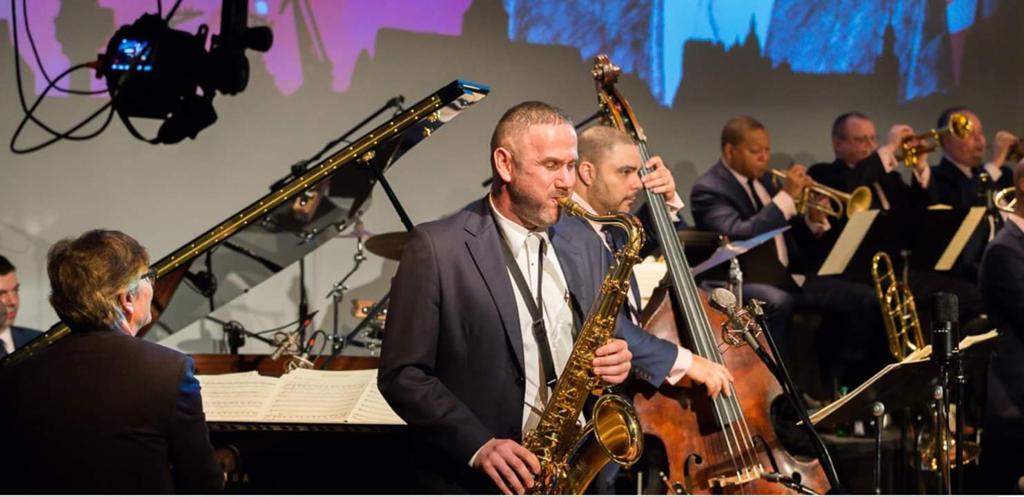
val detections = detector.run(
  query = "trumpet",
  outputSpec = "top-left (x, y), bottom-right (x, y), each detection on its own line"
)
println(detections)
top-left (995, 186), bottom-right (1016, 213)
top-left (770, 169), bottom-right (873, 219)
top-left (895, 112), bottom-right (973, 168)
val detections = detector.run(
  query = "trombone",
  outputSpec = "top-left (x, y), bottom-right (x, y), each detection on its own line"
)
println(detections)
top-left (770, 169), bottom-right (873, 219)
top-left (995, 186), bottom-right (1016, 213)
top-left (895, 112), bottom-right (973, 167)
top-left (871, 251), bottom-right (924, 361)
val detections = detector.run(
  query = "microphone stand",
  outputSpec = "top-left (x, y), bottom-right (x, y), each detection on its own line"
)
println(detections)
top-left (745, 300), bottom-right (844, 494)
top-left (323, 229), bottom-right (368, 360)
top-left (318, 292), bottom-right (389, 369)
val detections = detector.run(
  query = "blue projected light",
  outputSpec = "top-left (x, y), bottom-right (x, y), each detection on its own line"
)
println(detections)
top-left (504, 0), bottom-right (1002, 106)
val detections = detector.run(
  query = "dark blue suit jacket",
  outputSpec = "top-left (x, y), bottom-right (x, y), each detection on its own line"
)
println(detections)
top-left (931, 157), bottom-right (1013, 209)
top-left (690, 161), bottom-right (823, 274)
top-left (0, 329), bottom-right (222, 493)
top-left (377, 197), bottom-right (675, 492)
top-left (980, 220), bottom-right (1024, 437)
top-left (10, 325), bottom-right (41, 350)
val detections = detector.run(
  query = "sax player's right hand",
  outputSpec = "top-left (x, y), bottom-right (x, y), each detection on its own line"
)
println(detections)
top-left (473, 438), bottom-right (540, 495)
top-left (686, 356), bottom-right (735, 399)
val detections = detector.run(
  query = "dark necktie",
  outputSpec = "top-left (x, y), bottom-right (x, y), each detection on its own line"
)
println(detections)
top-left (747, 177), bottom-right (765, 211)
top-left (0, 341), bottom-right (8, 358)
top-left (601, 226), bottom-right (640, 323)
top-left (602, 225), bottom-right (623, 253)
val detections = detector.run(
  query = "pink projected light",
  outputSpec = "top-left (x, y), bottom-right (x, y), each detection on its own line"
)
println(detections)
top-left (3, 0), bottom-right (472, 96)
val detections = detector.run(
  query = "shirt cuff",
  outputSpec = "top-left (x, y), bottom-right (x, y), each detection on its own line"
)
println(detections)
top-left (468, 439), bottom-right (492, 468)
top-left (772, 191), bottom-right (797, 220)
top-left (984, 162), bottom-right (1004, 182)
top-left (666, 192), bottom-right (684, 222)
top-left (912, 164), bottom-right (931, 189)
top-left (665, 346), bottom-right (694, 385)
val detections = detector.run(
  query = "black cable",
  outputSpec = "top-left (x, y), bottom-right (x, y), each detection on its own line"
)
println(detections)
top-left (164, 0), bottom-right (183, 23)
top-left (21, 0), bottom-right (107, 95)
top-left (253, 318), bottom-right (303, 336)
top-left (156, 0), bottom-right (163, 17)
top-left (308, 329), bottom-right (328, 356)
top-left (9, 0), bottom-right (115, 148)
top-left (10, 63), bottom-right (116, 154)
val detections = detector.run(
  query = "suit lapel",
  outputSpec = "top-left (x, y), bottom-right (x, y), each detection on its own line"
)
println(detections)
top-left (549, 217), bottom-right (595, 333)
top-left (464, 199), bottom-right (525, 375)
top-left (712, 161), bottom-right (757, 218)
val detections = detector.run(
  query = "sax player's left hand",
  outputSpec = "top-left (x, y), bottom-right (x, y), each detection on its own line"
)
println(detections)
top-left (593, 338), bottom-right (632, 385)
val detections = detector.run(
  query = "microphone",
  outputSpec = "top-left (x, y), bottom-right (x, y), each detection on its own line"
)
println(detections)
top-left (708, 288), bottom-right (761, 351)
top-left (931, 292), bottom-right (959, 365)
top-left (270, 331), bottom-right (299, 361)
top-left (185, 270), bottom-right (217, 298)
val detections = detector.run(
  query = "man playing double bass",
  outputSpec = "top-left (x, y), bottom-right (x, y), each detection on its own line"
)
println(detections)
top-left (570, 124), bottom-right (733, 395)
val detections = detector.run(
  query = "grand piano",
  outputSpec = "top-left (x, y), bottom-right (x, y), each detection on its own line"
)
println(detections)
top-left (3, 79), bottom-right (491, 493)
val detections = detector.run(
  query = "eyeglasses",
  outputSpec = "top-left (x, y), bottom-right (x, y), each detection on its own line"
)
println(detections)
top-left (137, 267), bottom-right (157, 285)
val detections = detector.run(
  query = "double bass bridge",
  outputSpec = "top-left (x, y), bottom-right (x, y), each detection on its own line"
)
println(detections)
top-left (707, 463), bottom-right (766, 489)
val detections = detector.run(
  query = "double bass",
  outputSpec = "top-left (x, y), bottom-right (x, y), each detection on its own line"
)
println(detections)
top-left (587, 55), bottom-right (832, 494)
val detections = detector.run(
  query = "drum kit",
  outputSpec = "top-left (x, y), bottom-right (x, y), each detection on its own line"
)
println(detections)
top-left (323, 224), bottom-right (409, 357)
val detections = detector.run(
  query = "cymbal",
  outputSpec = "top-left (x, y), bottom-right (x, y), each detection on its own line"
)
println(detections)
top-left (365, 232), bottom-right (409, 260)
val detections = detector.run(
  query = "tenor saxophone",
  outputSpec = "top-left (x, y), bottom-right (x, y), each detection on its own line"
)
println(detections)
top-left (522, 196), bottom-right (645, 494)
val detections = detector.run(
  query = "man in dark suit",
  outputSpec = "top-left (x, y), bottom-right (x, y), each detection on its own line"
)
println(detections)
top-left (808, 112), bottom-right (937, 212)
top-left (932, 107), bottom-right (1018, 282)
top-left (691, 116), bottom-right (884, 391)
top-left (572, 124), bottom-right (733, 395)
top-left (0, 230), bottom-right (223, 494)
top-left (979, 160), bottom-right (1024, 493)
top-left (0, 255), bottom-right (42, 355)
top-left (378, 102), bottom-right (648, 494)
top-left (808, 112), bottom-right (986, 340)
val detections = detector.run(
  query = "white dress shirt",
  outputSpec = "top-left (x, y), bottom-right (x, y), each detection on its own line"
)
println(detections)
top-left (569, 192), bottom-right (693, 384)
top-left (489, 196), bottom-right (576, 433)
top-left (0, 326), bottom-right (13, 355)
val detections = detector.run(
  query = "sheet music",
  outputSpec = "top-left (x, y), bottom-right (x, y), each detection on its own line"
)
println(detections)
top-left (347, 380), bottom-right (406, 424)
top-left (818, 210), bottom-right (880, 276)
top-left (262, 368), bottom-right (377, 423)
top-left (196, 368), bottom-right (404, 424)
top-left (196, 371), bottom-right (279, 422)
top-left (935, 207), bottom-right (985, 271)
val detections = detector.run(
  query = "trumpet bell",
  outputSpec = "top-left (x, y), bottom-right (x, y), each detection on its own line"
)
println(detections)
top-left (947, 112), bottom-right (973, 141)
top-left (847, 186), bottom-right (873, 216)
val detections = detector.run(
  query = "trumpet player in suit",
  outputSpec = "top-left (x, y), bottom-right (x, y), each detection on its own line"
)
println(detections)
top-left (690, 116), bottom-right (884, 390)
top-left (808, 112), bottom-right (985, 336)
top-left (933, 107), bottom-right (1017, 283)
top-left (979, 160), bottom-right (1024, 493)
